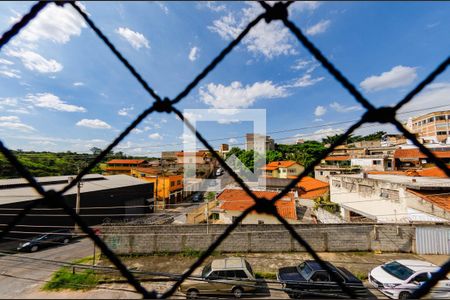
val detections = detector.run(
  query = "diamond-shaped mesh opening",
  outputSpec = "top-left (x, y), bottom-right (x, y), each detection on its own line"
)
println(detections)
top-left (0, 1), bottom-right (449, 299)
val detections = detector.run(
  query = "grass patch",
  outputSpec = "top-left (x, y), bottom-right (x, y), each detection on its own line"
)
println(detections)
top-left (43, 268), bottom-right (98, 291)
top-left (255, 271), bottom-right (277, 279)
top-left (354, 271), bottom-right (368, 281)
top-left (180, 248), bottom-right (220, 258)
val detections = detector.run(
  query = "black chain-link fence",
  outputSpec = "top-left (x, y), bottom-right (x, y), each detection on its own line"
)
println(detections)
top-left (0, 1), bottom-right (449, 298)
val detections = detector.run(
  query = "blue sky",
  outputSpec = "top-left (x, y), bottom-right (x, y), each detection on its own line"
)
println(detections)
top-left (0, 1), bottom-right (450, 156)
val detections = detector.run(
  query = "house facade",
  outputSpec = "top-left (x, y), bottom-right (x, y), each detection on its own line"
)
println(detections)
top-left (406, 110), bottom-right (450, 143)
top-left (262, 160), bottom-right (304, 179)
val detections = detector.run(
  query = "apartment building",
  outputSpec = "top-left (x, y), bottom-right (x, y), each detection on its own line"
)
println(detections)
top-left (102, 159), bottom-right (148, 175)
top-left (245, 133), bottom-right (275, 152)
top-left (131, 167), bottom-right (183, 207)
top-left (407, 110), bottom-right (450, 143)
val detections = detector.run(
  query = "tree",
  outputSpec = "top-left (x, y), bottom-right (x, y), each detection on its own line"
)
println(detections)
top-left (266, 150), bottom-right (282, 163)
top-left (90, 147), bottom-right (102, 155)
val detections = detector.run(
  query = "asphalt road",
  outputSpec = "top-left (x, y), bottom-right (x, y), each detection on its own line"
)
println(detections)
top-left (0, 238), bottom-right (92, 298)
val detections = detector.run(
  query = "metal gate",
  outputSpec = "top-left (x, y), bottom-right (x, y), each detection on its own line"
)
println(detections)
top-left (415, 226), bottom-right (450, 255)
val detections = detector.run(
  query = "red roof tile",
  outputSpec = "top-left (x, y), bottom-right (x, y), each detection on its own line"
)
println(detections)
top-left (262, 160), bottom-right (299, 170)
top-left (296, 176), bottom-right (329, 199)
top-left (394, 149), bottom-right (450, 159)
top-left (407, 189), bottom-right (450, 212)
top-left (107, 159), bottom-right (146, 165)
top-left (418, 166), bottom-right (450, 178)
top-left (133, 167), bottom-right (159, 175)
top-left (176, 152), bottom-right (206, 157)
top-left (217, 189), bottom-right (297, 220)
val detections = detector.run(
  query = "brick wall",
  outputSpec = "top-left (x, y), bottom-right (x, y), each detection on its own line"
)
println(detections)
top-left (100, 223), bottom-right (433, 254)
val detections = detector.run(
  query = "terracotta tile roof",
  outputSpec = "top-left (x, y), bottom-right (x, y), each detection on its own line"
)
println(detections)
top-left (262, 160), bottom-right (298, 170)
top-left (368, 167), bottom-right (450, 178)
top-left (296, 176), bottom-right (329, 199)
top-left (217, 189), bottom-right (297, 220)
top-left (107, 159), bottom-right (147, 165)
top-left (407, 189), bottom-right (450, 212)
top-left (394, 149), bottom-right (450, 159)
top-left (324, 155), bottom-right (350, 161)
top-left (418, 166), bottom-right (450, 178)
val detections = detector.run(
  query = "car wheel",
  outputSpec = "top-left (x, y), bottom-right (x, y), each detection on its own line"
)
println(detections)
top-left (186, 289), bottom-right (199, 299)
top-left (30, 245), bottom-right (39, 252)
top-left (232, 287), bottom-right (244, 298)
top-left (63, 238), bottom-right (70, 244)
top-left (399, 292), bottom-right (412, 300)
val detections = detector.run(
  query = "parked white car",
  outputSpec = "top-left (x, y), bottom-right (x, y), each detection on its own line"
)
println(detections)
top-left (369, 259), bottom-right (450, 299)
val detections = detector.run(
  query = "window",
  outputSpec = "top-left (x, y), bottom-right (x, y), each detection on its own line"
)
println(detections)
top-left (332, 180), bottom-right (341, 188)
top-left (410, 273), bottom-right (429, 284)
top-left (232, 216), bottom-right (238, 223)
top-left (234, 270), bottom-right (248, 279)
top-left (207, 271), bottom-right (219, 280)
top-left (258, 220), bottom-right (264, 225)
top-left (379, 188), bottom-right (399, 201)
top-left (427, 117), bottom-right (434, 123)
top-left (436, 115), bottom-right (446, 121)
top-left (170, 181), bottom-right (175, 187)
top-left (245, 261), bottom-right (254, 277)
top-left (311, 271), bottom-right (330, 282)
top-left (320, 171), bottom-right (324, 176)
top-left (372, 160), bottom-right (381, 165)
top-left (177, 180), bottom-right (181, 185)
top-left (437, 131), bottom-right (447, 135)
top-left (381, 261), bottom-right (414, 280)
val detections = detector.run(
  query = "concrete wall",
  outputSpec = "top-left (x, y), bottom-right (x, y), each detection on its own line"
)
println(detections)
top-left (101, 223), bottom-right (424, 254)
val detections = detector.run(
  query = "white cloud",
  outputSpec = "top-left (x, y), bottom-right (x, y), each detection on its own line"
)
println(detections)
top-left (73, 82), bottom-right (84, 86)
top-left (314, 105), bottom-right (327, 117)
top-left (0, 116), bottom-right (20, 122)
top-left (29, 140), bottom-right (57, 146)
top-left (26, 93), bottom-right (86, 112)
top-left (290, 1), bottom-right (321, 13)
top-left (118, 106), bottom-right (134, 116)
top-left (115, 27), bottom-right (150, 50)
top-left (149, 132), bottom-right (162, 140)
top-left (131, 128), bottom-right (143, 134)
top-left (199, 80), bottom-right (287, 109)
top-left (188, 46), bottom-right (200, 62)
top-left (155, 2), bottom-right (169, 14)
top-left (9, 3), bottom-right (86, 45)
top-left (398, 82), bottom-right (450, 116)
top-left (291, 58), bottom-right (319, 73)
top-left (205, 1), bottom-right (226, 12)
top-left (306, 20), bottom-right (331, 36)
top-left (0, 115), bottom-right (35, 132)
top-left (360, 65), bottom-right (417, 92)
top-left (0, 58), bottom-right (14, 65)
top-left (314, 118), bottom-right (323, 122)
top-left (76, 119), bottom-right (111, 129)
top-left (0, 68), bottom-right (21, 78)
top-left (161, 118), bottom-right (167, 124)
top-left (228, 138), bottom-right (238, 144)
top-left (329, 101), bottom-right (362, 113)
top-left (286, 74), bottom-right (324, 88)
top-left (6, 49), bottom-right (63, 73)
top-left (297, 127), bottom-right (344, 141)
top-left (208, 3), bottom-right (298, 59)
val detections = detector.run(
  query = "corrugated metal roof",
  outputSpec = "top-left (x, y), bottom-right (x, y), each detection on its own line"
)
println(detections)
top-left (0, 175), bottom-right (151, 206)
top-left (407, 208), bottom-right (448, 222)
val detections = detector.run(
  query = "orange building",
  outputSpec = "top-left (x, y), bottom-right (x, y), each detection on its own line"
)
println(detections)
top-left (102, 159), bottom-right (148, 175)
top-left (130, 167), bottom-right (183, 207)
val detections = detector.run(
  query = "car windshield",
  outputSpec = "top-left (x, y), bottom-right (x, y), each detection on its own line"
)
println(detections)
top-left (202, 263), bottom-right (212, 278)
top-left (297, 262), bottom-right (313, 279)
top-left (382, 261), bottom-right (414, 280)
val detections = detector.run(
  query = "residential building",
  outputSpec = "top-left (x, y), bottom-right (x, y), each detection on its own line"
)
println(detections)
top-left (245, 133), bottom-right (275, 152)
top-left (329, 173), bottom-right (450, 223)
top-left (262, 160), bottom-right (304, 178)
top-left (314, 155), bottom-right (361, 182)
top-left (215, 189), bottom-right (298, 224)
top-left (176, 151), bottom-right (209, 164)
top-left (259, 176), bottom-right (329, 200)
top-left (161, 151), bottom-right (178, 160)
top-left (394, 147), bottom-right (450, 170)
top-left (0, 174), bottom-right (154, 240)
top-left (381, 133), bottom-right (407, 147)
top-left (102, 159), bottom-right (148, 175)
top-left (219, 144), bottom-right (230, 157)
top-left (130, 167), bottom-right (183, 207)
top-left (406, 110), bottom-right (450, 143)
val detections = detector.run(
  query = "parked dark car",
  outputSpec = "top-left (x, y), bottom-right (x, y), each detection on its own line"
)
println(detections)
top-left (277, 260), bottom-right (369, 299)
top-left (17, 229), bottom-right (73, 252)
top-left (192, 192), bottom-right (204, 203)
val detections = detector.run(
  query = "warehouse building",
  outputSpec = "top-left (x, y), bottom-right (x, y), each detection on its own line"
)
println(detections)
top-left (0, 174), bottom-right (154, 241)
